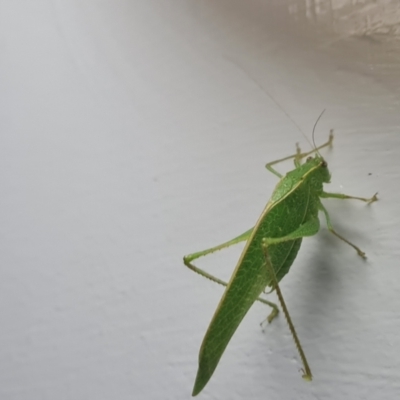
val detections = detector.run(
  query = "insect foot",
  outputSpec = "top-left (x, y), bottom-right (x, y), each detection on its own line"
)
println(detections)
top-left (357, 249), bottom-right (367, 260)
top-left (367, 192), bottom-right (378, 205)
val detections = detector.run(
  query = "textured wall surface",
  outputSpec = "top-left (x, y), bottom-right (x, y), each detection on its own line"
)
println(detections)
top-left (1, 1), bottom-right (400, 399)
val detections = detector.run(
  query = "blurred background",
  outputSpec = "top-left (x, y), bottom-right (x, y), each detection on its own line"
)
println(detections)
top-left (1, 1), bottom-right (400, 399)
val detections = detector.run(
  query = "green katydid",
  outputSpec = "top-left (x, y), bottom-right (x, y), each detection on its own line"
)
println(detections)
top-left (183, 122), bottom-right (378, 396)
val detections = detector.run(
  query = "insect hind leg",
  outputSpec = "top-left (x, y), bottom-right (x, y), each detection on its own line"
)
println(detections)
top-left (183, 229), bottom-right (279, 316)
top-left (261, 240), bottom-right (312, 381)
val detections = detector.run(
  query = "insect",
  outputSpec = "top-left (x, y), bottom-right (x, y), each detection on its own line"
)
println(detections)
top-left (183, 118), bottom-right (378, 396)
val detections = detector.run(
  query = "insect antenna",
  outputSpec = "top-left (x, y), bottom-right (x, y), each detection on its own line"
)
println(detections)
top-left (259, 85), bottom-right (328, 158)
top-left (253, 83), bottom-right (314, 150)
top-left (226, 59), bottom-right (329, 158)
top-left (312, 109), bottom-right (326, 156)
top-left (244, 76), bottom-right (322, 154)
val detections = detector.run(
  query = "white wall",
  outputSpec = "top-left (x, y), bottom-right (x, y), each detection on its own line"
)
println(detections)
top-left (1, 1), bottom-right (400, 399)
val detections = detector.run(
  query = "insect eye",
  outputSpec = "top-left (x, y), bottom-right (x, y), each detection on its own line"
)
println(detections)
top-left (306, 156), bottom-right (313, 162)
top-left (321, 161), bottom-right (328, 168)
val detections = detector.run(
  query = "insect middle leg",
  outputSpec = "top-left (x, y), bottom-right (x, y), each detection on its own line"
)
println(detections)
top-left (266, 130), bottom-right (334, 177)
top-left (321, 191), bottom-right (378, 205)
top-left (183, 229), bottom-right (279, 317)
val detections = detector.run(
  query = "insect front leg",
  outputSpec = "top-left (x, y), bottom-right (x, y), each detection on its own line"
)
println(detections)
top-left (183, 228), bottom-right (279, 311)
top-left (265, 130), bottom-right (334, 176)
top-left (184, 228), bottom-right (253, 283)
top-left (319, 202), bottom-right (367, 259)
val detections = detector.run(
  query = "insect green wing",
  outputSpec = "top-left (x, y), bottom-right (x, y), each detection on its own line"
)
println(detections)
top-left (192, 158), bottom-right (329, 396)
